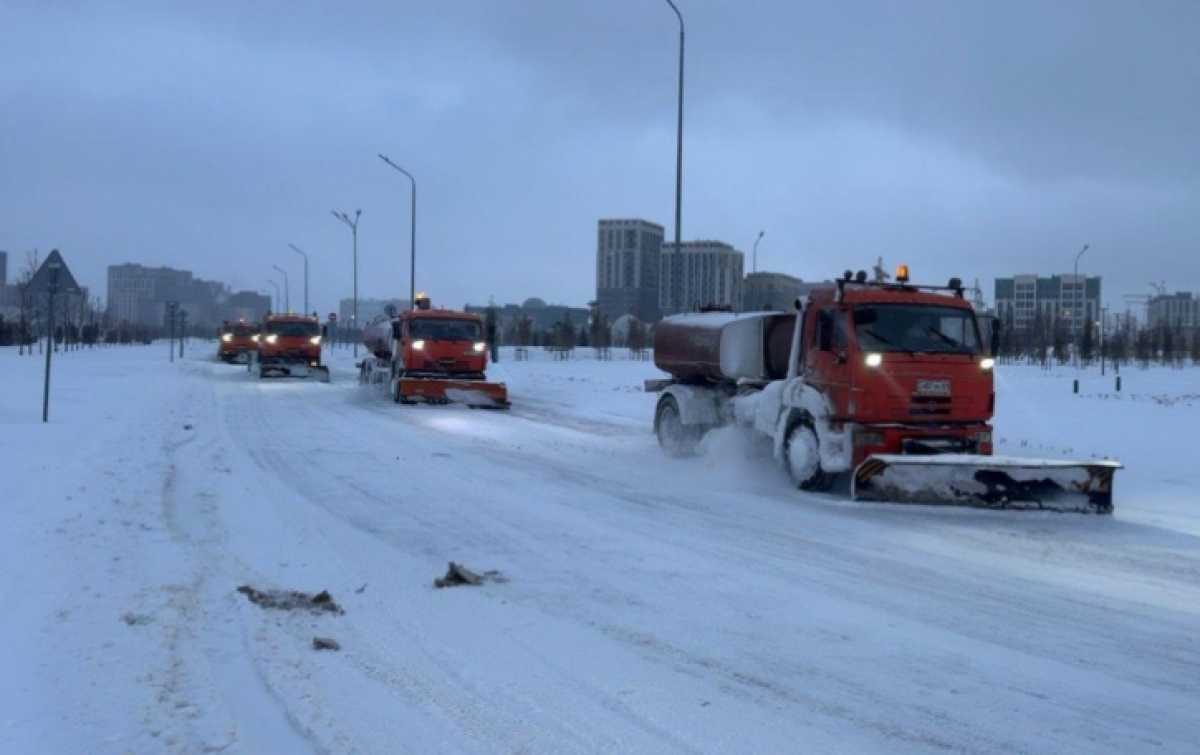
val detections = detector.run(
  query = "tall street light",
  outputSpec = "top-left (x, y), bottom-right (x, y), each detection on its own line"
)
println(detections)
top-left (1073, 243), bottom-right (1090, 365)
top-left (332, 209), bottom-right (362, 357)
top-left (272, 264), bottom-right (290, 312)
top-left (664, 0), bottom-right (685, 276)
top-left (267, 280), bottom-right (281, 314)
top-left (288, 243), bottom-right (309, 316)
top-left (752, 230), bottom-right (765, 273)
top-left (377, 154), bottom-right (417, 310)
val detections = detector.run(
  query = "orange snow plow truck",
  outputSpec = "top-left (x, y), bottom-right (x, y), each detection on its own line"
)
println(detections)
top-left (647, 267), bottom-right (1120, 513)
top-left (358, 296), bottom-right (508, 408)
top-left (250, 313), bottom-right (330, 382)
top-left (217, 320), bottom-right (259, 363)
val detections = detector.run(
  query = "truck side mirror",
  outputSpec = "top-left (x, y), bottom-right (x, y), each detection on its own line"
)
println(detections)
top-left (990, 318), bottom-right (1001, 356)
top-left (322, 324), bottom-right (328, 338)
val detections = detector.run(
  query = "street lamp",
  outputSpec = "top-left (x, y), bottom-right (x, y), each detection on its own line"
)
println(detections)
top-left (752, 230), bottom-right (764, 273)
top-left (663, 0), bottom-right (685, 277)
top-left (377, 154), bottom-right (417, 310)
top-left (331, 209), bottom-right (362, 357)
top-left (1073, 243), bottom-right (1089, 366)
top-left (272, 264), bottom-right (290, 312)
top-left (288, 243), bottom-right (309, 315)
top-left (267, 279), bottom-right (281, 314)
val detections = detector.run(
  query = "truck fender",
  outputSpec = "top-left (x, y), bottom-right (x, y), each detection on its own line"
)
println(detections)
top-left (661, 384), bottom-right (723, 428)
top-left (774, 382), bottom-right (852, 473)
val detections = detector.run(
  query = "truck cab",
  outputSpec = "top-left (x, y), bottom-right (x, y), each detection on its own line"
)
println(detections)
top-left (254, 314), bottom-right (327, 380)
top-left (802, 284), bottom-right (994, 467)
top-left (217, 320), bottom-right (259, 363)
top-left (394, 307), bottom-right (488, 379)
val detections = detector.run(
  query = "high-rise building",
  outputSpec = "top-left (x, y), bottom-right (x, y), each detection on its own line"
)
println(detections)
top-left (742, 272), bottom-right (831, 312)
top-left (0, 250), bottom-right (7, 287)
top-left (106, 263), bottom-right (227, 327)
top-left (994, 274), bottom-right (1102, 332)
top-left (1147, 292), bottom-right (1199, 330)
top-left (659, 240), bottom-right (744, 316)
top-left (595, 219), bottom-right (663, 322)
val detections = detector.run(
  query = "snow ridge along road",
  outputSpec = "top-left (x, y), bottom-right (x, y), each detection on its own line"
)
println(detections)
top-left (3, 345), bottom-right (1198, 753)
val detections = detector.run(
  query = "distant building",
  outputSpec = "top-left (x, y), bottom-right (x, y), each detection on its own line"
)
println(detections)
top-left (107, 263), bottom-right (227, 327)
top-left (1147, 292), bottom-right (1200, 330)
top-left (0, 250), bottom-right (7, 287)
top-left (742, 272), bottom-right (831, 312)
top-left (659, 240), bottom-right (744, 316)
top-left (596, 219), bottom-right (663, 323)
top-left (338, 297), bottom-right (411, 327)
top-left (222, 291), bottom-right (271, 324)
top-left (994, 274), bottom-right (1102, 332)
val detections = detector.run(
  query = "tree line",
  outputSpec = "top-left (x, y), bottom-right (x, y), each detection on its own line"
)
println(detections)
top-left (993, 313), bottom-right (1200, 368)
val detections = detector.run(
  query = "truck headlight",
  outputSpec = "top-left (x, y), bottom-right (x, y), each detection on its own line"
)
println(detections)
top-left (412, 339), bottom-right (425, 351)
top-left (980, 357), bottom-right (995, 370)
top-left (473, 341), bottom-right (486, 353)
top-left (309, 336), bottom-right (321, 345)
top-left (266, 334), bottom-right (278, 344)
top-left (221, 333), bottom-right (233, 342)
top-left (252, 334), bottom-right (260, 342)
top-left (864, 352), bottom-right (882, 368)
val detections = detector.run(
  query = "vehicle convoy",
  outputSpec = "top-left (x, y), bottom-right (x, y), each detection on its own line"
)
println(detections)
top-left (358, 296), bottom-right (508, 408)
top-left (216, 320), bottom-right (259, 363)
top-left (647, 268), bottom-right (1119, 513)
top-left (250, 313), bottom-right (329, 382)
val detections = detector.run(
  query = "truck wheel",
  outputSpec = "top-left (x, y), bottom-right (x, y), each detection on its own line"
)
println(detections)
top-left (655, 395), bottom-right (700, 457)
top-left (784, 422), bottom-right (830, 490)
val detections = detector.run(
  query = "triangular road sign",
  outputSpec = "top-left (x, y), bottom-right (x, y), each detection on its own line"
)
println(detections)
top-left (27, 249), bottom-right (81, 295)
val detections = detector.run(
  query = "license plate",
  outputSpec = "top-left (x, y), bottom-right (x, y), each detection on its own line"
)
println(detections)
top-left (916, 379), bottom-right (951, 397)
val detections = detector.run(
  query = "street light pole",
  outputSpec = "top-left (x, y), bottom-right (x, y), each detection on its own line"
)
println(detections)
top-left (377, 155), bottom-right (417, 310)
top-left (332, 209), bottom-right (362, 357)
top-left (664, 0), bottom-right (685, 278)
top-left (267, 280), bottom-right (281, 314)
top-left (272, 265), bottom-right (290, 312)
top-left (1073, 243), bottom-right (1089, 366)
top-left (288, 243), bottom-right (310, 315)
top-left (752, 230), bottom-right (764, 273)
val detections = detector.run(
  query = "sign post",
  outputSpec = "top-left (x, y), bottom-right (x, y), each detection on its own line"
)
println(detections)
top-left (179, 309), bottom-right (188, 359)
top-left (27, 250), bottom-right (80, 423)
top-left (166, 301), bottom-right (178, 363)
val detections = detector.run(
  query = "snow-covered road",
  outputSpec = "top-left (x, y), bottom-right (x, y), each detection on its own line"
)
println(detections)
top-left (4, 344), bottom-right (1198, 753)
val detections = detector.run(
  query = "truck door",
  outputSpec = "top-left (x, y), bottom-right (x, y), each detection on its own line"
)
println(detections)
top-left (805, 307), bottom-right (852, 417)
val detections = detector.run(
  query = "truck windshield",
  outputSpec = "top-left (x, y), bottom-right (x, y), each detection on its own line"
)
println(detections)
top-left (265, 321), bottom-right (319, 337)
top-left (409, 319), bottom-right (481, 341)
top-left (853, 305), bottom-right (981, 355)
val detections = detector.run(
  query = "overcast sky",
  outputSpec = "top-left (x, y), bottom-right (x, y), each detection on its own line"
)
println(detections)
top-left (2, 0), bottom-right (1197, 315)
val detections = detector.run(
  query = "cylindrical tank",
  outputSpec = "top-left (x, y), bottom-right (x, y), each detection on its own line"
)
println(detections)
top-left (362, 317), bottom-right (397, 359)
top-left (654, 312), bottom-right (796, 383)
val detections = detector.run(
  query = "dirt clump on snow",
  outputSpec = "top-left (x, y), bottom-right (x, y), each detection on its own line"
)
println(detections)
top-left (312, 636), bottom-right (341, 651)
top-left (120, 612), bottom-right (154, 626)
top-left (236, 585), bottom-right (345, 615)
top-left (434, 562), bottom-right (508, 589)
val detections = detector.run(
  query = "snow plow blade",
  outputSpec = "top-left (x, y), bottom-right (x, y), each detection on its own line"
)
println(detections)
top-left (852, 454), bottom-right (1120, 514)
top-left (397, 378), bottom-right (509, 409)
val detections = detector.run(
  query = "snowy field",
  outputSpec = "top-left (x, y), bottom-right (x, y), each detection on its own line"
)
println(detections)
top-left (2, 343), bottom-right (1198, 754)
